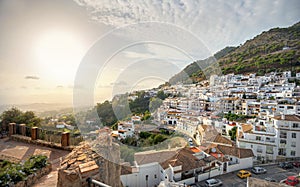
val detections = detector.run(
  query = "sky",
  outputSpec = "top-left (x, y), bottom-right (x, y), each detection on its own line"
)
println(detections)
top-left (0, 0), bottom-right (299, 106)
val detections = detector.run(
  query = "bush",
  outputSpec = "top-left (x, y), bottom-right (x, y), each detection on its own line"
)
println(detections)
top-left (0, 155), bottom-right (48, 186)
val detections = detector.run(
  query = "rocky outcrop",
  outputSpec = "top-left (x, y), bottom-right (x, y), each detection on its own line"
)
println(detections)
top-left (57, 137), bottom-right (122, 187)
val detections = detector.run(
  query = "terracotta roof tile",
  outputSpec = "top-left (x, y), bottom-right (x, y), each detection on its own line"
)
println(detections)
top-left (241, 124), bottom-right (253, 133)
top-left (135, 149), bottom-right (178, 166)
top-left (160, 148), bottom-right (207, 171)
top-left (135, 148), bottom-right (207, 172)
top-left (215, 145), bottom-right (254, 159)
top-left (273, 115), bottom-right (300, 122)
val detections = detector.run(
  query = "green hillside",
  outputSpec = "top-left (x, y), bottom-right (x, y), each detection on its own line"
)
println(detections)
top-left (169, 21), bottom-right (300, 84)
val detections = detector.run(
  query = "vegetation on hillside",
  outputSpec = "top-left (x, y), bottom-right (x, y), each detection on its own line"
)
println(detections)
top-left (169, 21), bottom-right (300, 84)
top-left (96, 90), bottom-right (169, 126)
top-left (121, 131), bottom-right (168, 147)
top-left (224, 113), bottom-right (255, 122)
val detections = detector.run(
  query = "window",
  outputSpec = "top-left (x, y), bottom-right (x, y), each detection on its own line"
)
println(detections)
top-left (154, 174), bottom-right (157, 179)
top-left (287, 106), bottom-right (294, 109)
top-left (257, 146), bottom-right (263, 153)
top-left (280, 139), bottom-right (287, 144)
top-left (256, 136), bottom-right (261, 141)
top-left (266, 146), bottom-right (273, 154)
top-left (292, 133), bottom-right (296, 138)
top-left (293, 123), bottom-right (299, 128)
top-left (280, 132), bottom-right (287, 138)
top-left (278, 148), bottom-right (286, 156)
top-left (291, 151), bottom-right (296, 156)
top-left (291, 142), bottom-right (296, 147)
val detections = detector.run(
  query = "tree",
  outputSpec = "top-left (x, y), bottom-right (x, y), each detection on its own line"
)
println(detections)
top-left (141, 111), bottom-right (151, 121)
top-left (129, 92), bottom-right (150, 114)
top-left (157, 90), bottom-right (168, 100)
top-left (228, 126), bottom-right (237, 141)
top-left (96, 101), bottom-right (117, 126)
top-left (0, 107), bottom-right (41, 127)
top-left (149, 97), bottom-right (163, 112)
top-left (59, 114), bottom-right (76, 125)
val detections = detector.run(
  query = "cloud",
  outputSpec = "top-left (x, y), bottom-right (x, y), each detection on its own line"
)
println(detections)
top-left (24, 75), bottom-right (39, 80)
top-left (73, 0), bottom-right (300, 53)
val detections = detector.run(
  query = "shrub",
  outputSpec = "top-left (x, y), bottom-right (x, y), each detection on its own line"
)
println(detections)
top-left (0, 155), bottom-right (48, 186)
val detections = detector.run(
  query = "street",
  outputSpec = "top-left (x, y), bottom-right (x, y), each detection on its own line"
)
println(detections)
top-left (194, 164), bottom-right (300, 187)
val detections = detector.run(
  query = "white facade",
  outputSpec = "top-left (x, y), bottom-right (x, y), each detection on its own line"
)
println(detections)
top-left (121, 162), bottom-right (165, 187)
top-left (117, 122), bottom-right (135, 140)
top-left (237, 115), bottom-right (300, 161)
top-left (176, 116), bottom-right (200, 138)
top-left (273, 115), bottom-right (300, 158)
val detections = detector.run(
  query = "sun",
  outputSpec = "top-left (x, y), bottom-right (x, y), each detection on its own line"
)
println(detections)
top-left (35, 30), bottom-right (85, 84)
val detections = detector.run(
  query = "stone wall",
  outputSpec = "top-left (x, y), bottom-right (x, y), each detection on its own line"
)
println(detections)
top-left (13, 163), bottom-right (52, 187)
top-left (57, 141), bottom-right (122, 187)
top-left (10, 135), bottom-right (74, 151)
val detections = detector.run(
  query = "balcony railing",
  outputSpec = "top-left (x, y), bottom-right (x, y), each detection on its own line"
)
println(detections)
top-left (265, 139), bottom-right (275, 143)
top-left (266, 151), bottom-right (274, 154)
top-left (238, 138), bottom-right (276, 145)
top-left (280, 135), bottom-right (287, 139)
top-left (279, 144), bottom-right (287, 148)
top-left (87, 178), bottom-right (111, 187)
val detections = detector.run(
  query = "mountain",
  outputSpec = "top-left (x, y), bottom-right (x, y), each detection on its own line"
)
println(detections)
top-left (0, 103), bottom-right (72, 116)
top-left (169, 21), bottom-right (300, 84)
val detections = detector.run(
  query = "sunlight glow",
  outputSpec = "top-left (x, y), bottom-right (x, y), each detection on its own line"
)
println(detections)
top-left (35, 30), bottom-right (85, 84)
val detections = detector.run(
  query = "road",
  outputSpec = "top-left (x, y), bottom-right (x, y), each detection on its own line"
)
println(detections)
top-left (194, 164), bottom-right (300, 187)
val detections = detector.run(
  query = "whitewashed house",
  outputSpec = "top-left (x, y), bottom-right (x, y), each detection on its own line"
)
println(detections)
top-left (273, 114), bottom-right (300, 158)
top-left (116, 121), bottom-right (135, 140)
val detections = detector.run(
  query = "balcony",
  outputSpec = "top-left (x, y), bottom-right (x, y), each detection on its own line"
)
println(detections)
top-left (266, 150), bottom-right (274, 154)
top-left (279, 143), bottom-right (287, 148)
top-left (238, 138), bottom-right (276, 146)
top-left (279, 135), bottom-right (287, 139)
top-left (279, 125), bottom-right (290, 130)
top-left (265, 139), bottom-right (275, 143)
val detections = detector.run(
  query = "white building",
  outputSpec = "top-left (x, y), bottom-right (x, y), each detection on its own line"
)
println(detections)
top-left (205, 144), bottom-right (254, 173)
top-left (116, 121), bottom-right (135, 140)
top-left (237, 114), bottom-right (300, 161)
top-left (237, 121), bottom-right (277, 162)
top-left (176, 116), bottom-right (200, 138)
top-left (273, 114), bottom-right (300, 158)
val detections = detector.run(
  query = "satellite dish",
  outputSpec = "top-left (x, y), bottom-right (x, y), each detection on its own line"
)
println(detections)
top-left (211, 148), bottom-right (216, 153)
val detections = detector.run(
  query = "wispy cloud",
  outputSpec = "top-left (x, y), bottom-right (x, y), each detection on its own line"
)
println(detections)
top-left (74, 0), bottom-right (300, 52)
top-left (24, 75), bottom-right (39, 80)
